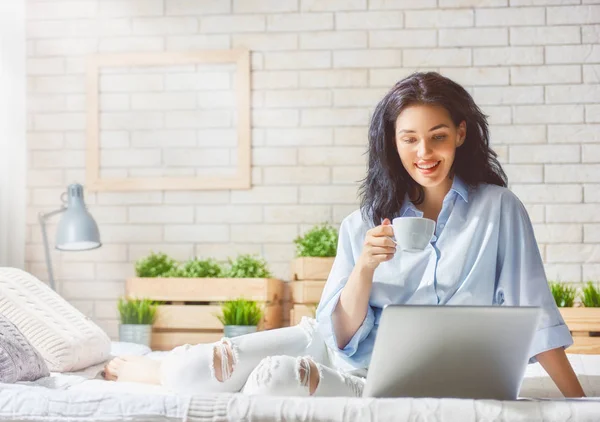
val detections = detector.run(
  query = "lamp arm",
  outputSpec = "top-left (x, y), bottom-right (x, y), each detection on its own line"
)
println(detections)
top-left (38, 207), bottom-right (66, 291)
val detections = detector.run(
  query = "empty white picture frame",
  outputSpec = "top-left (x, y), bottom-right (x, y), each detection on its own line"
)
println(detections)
top-left (85, 49), bottom-right (251, 191)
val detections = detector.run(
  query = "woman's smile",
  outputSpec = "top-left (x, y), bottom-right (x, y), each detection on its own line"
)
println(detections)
top-left (415, 160), bottom-right (441, 175)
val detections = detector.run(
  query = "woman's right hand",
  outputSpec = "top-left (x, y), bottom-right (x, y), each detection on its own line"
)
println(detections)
top-left (357, 218), bottom-right (396, 271)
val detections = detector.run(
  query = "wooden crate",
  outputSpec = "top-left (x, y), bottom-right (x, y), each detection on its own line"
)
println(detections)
top-left (291, 257), bottom-right (334, 281)
top-left (290, 304), bottom-right (317, 326)
top-left (559, 308), bottom-right (600, 354)
top-left (289, 280), bottom-right (326, 326)
top-left (126, 277), bottom-right (284, 350)
top-left (290, 280), bottom-right (326, 303)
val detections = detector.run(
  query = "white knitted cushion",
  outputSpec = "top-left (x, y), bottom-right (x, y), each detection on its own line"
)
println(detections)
top-left (0, 314), bottom-right (49, 383)
top-left (0, 267), bottom-right (111, 372)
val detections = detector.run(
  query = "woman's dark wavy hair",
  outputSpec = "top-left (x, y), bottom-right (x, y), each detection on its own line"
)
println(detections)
top-left (359, 71), bottom-right (507, 226)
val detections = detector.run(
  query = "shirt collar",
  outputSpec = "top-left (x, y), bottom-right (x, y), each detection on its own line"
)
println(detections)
top-left (398, 176), bottom-right (469, 218)
top-left (451, 175), bottom-right (469, 204)
top-left (399, 194), bottom-right (421, 217)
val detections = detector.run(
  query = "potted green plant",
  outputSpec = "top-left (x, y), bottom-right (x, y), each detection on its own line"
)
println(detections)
top-left (163, 257), bottom-right (225, 278)
top-left (580, 281), bottom-right (600, 341)
top-left (552, 281), bottom-right (600, 354)
top-left (291, 223), bottom-right (338, 281)
top-left (582, 282), bottom-right (600, 308)
top-left (135, 252), bottom-right (179, 277)
top-left (125, 252), bottom-right (283, 350)
top-left (215, 298), bottom-right (264, 337)
top-left (117, 298), bottom-right (158, 347)
top-left (182, 257), bottom-right (225, 278)
top-left (225, 254), bottom-right (272, 278)
top-left (550, 281), bottom-right (577, 308)
top-left (551, 280), bottom-right (578, 330)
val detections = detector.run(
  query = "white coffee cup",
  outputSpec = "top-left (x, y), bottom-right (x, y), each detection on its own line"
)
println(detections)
top-left (391, 217), bottom-right (436, 252)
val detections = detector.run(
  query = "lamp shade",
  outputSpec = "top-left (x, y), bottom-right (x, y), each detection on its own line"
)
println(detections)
top-left (55, 184), bottom-right (101, 251)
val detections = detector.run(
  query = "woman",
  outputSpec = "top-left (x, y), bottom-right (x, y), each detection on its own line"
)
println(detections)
top-left (103, 72), bottom-right (585, 398)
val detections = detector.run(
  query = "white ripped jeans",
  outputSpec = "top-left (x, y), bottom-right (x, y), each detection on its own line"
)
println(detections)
top-left (159, 317), bottom-right (366, 397)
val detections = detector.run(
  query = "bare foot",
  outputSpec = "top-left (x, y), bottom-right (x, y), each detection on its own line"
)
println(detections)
top-left (102, 355), bottom-right (161, 384)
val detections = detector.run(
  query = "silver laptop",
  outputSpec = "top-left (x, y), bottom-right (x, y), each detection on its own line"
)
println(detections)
top-left (362, 305), bottom-right (541, 400)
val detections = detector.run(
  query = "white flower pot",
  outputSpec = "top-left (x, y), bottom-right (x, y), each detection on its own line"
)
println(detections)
top-left (119, 324), bottom-right (152, 347)
top-left (223, 325), bottom-right (257, 338)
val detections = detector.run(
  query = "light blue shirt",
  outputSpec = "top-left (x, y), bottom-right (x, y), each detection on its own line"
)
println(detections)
top-left (316, 176), bottom-right (573, 369)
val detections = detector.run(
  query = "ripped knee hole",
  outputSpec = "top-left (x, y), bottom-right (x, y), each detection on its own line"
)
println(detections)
top-left (297, 356), bottom-right (320, 396)
top-left (212, 339), bottom-right (236, 382)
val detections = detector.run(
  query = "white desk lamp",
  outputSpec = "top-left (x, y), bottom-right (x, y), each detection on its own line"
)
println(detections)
top-left (38, 183), bottom-right (101, 291)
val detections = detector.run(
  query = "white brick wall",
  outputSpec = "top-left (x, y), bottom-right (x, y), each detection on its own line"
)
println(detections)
top-left (25, 0), bottom-right (600, 338)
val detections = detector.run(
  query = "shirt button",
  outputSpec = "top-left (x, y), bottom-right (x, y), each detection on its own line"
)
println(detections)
top-left (439, 224), bottom-right (445, 229)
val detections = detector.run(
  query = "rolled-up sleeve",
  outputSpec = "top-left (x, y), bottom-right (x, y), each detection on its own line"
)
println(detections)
top-left (495, 192), bottom-right (573, 364)
top-left (315, 215), bottom-right (376, 364)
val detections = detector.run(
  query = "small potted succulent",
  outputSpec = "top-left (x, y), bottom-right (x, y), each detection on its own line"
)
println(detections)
top-left (215, 298), bottom-right (264, 337)
top-left (291, 223), bottom-right (338, 281)
top-left (117, 297), bottom-right (158, 347)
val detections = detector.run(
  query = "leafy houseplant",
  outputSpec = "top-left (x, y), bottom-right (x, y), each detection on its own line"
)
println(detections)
top-left (178, 258), bottom-right (224, 278)
top-left (291, 224), bottom-right (338, 281)
top-left (215, 298), bottom-right (264, 337)
top-left (135, 252), bottom-right (179, 277)
top-left (128, 252), bottom-right (283, 346)
top-left (294, 224), bottom-right (338, 258)
top-left (117, 298), bottom-right (159, 347)
top-left (549, 282), bottom-right (578, 307)
top-left (582, 282), bottom-right (600, 307)
top-left (134, 253), bottom-right (274, 278)
top-left (225, 254), bottom-right (272, 278)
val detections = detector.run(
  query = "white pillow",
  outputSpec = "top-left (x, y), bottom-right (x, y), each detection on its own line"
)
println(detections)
top-left (0, 267), bottom-right (111, 372)
top-left (110, 341), bottom-right (151, 357)
top-left (0, 313), bottom-right (50, 383)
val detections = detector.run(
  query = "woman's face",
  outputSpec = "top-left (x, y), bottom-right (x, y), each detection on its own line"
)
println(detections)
top-left (394, 104), bottom-right (466, 190)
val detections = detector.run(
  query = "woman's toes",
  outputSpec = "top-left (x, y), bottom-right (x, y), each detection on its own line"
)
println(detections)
top-left (101, 355), bottom-right (161, 384)
top-left (103, 357), bottom-right (125, 381)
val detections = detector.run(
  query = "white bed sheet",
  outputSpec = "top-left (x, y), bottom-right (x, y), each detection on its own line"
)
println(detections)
top-left (219, 394), bottom-right (600, 422)
top-left (1, 350), bottom-right (599, 422)
top-left (0, 344), bottom-right (188, 421)
top-left (0, 383), bottom-right (189, 422)
top-left (520, 353), bottom-right (600, 398)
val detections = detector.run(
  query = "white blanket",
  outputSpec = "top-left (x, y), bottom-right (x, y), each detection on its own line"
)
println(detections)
top-left (520, 353), bottom-right (600, 398)
top-left (0, 383), bottom-right (188, 422)
top-left (1, 351), bottom-right (599, 422)
top-left (219, 394), bottom-right (600, 422)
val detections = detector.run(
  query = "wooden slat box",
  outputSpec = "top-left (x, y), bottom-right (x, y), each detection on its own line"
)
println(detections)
top-left (126, 277), bottom-right (284, 350)
top-left (291, 257), bottom-right (334, 281)
top-left (290, 304), bottom-right (317, 326)
top-left (289, 280), bottom-right (326, 326)
top-left (560, 308), bottom-right (600, 354)
top-left (290, 280), bottom-right (326, 303)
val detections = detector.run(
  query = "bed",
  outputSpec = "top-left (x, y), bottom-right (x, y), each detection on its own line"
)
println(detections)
top-left (1, 343), bottom-right (599, 422)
